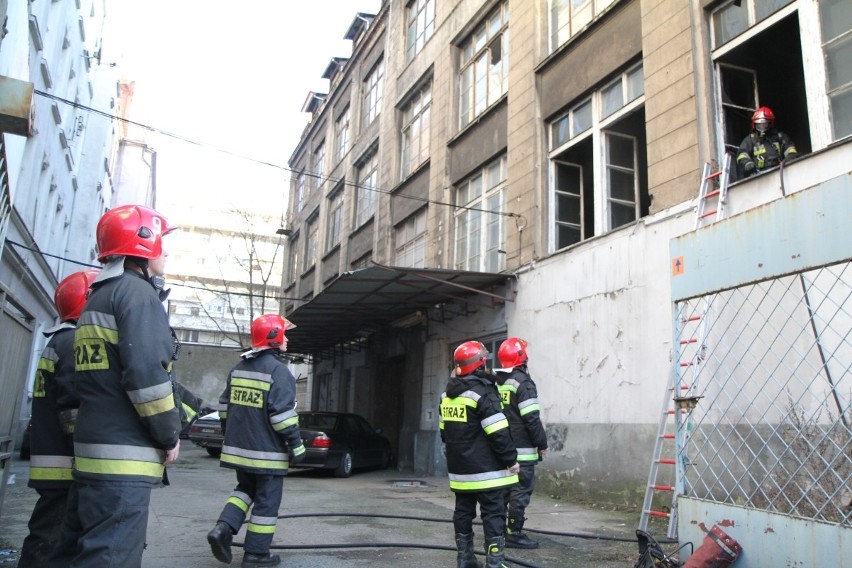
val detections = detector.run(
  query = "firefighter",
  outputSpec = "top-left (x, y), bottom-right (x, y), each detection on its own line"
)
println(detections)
top-left (736, 106), bottom-right (798, 177)
top-left (69, 204), bottom-right (182, 567)
top-left (440, 341), bottom-right (520, 568)
top-left (495, 337), bottom-right (549, 549)
top-left (19, 270), bottom-right (98, 567)
top-left (207, 314), bottom-right (305, 567)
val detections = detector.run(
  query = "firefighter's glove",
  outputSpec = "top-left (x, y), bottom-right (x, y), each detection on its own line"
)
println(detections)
top-left (289, 443), bottom-right (306, 465)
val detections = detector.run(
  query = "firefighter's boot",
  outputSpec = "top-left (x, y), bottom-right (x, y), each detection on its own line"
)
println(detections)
top-left (455, 532), bottom-right (482, 568)
top-left (241, 552), bottom-right (281, 567)
top-left (484, 536), bottom-right (507, 568)
top-left (207, 521), bottom-right (234, 564)
top-left (505, 515), bottom-right (539, 549)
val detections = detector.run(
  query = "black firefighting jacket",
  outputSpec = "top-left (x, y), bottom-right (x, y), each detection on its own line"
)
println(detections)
top-left (495, 365), bottom-right (548, 464)
top-left (73, 269), bottom-right (181, 486)
top-left (28, 324), bottom-right (79, 489)
top-left (736, 129), bottom-right (798, 175)
top-left (440, 369), bottom-right (518, 492)
top-left (218, 349), bottom-right (305, 475)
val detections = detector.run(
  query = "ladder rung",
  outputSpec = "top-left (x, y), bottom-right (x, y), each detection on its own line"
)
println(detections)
top-left (706, 171), bottom-right (723, 180)
top-left (657, 458), bottom-right (676, 465)
top-left (680, 362), bottom-right (694, 367)
top-left (660, 433), bottom-right (675, 440)
top-left (684, 315), bottom-right (702, 322)
top-left (652, 484), bottom-right (674, 492)
top-left (700, 209), bottom-right (717, 219)
top-left (680, 338), bottom-right (697, 344)
top-left (704, 189), bottom-right (721, 198)
top-left (648, 510), bottom-right (671, 519)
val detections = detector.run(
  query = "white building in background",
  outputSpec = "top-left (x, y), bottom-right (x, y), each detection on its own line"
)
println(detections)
top-left (165, 205), bottom-right (285, 349)
top-left (0, 0), bottom-right (117, 512)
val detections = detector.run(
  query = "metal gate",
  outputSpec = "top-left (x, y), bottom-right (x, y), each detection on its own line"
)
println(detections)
top-left (668, 179), bottom-right (851, 565)
top-left (0, 295), bottom-right (36, 515)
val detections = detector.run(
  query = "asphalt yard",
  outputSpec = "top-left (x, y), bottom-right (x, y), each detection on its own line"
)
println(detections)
top-left (0, 442), bottom-right (644, 567)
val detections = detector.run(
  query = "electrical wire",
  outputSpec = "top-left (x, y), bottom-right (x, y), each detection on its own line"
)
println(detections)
top-left (3, 239), bottom-right (299, 302)
top-left (33, 90), bottom-right (521, 220)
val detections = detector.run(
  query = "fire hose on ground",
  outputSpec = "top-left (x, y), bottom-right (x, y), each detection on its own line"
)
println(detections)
top-left (229, 512), bottom-right (644, 568)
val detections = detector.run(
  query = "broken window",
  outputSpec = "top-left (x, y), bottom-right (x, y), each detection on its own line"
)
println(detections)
top-left (711, 0), bottom-right (851, 177)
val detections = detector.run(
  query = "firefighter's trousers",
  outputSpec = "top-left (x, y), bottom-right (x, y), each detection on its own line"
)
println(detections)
top-left (70, 482), bottom-right (152, 568)
top-left (219, 469), bottom-right (284, 555)
top-left (20, 487), bottom-right (68, 567)
top-left (453, 488), bottom-right (506, 540)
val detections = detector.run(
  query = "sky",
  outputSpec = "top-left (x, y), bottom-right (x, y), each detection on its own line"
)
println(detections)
top-left (102, 0), bottom-right (381, 227)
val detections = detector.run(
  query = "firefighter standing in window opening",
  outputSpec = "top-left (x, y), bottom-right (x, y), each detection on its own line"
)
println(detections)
top-left (207, 314), bottom-right (305, 568)
top-left (67, 205), bottom-right (182, 568)
top-left (495, 337), bottom-right (549, 549)
top-left (736, 106), bottom-right (798, 178)
top-left (18, 270), bottom-right (97, 567)
top-left (440, 341), bottom-right (519, 568)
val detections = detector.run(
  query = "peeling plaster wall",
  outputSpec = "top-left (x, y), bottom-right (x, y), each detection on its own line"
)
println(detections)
top-left (507, 206), bottom-right (695, 507)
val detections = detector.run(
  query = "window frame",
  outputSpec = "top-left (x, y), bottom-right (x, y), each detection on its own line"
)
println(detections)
top-left (312, 141), bottom-right (326, 191)
top-left (453, 155), bottom-right (508, 273)
top-left (458, 1), bottom-right (510, 128)
top-left (549, 0), bottom-right (617, 52)
top-left (362, 59), bottom-right (384, 128)
top-left (326, 186), bottom-right (344, 252)
top-left (547, 63), bottom-right (647, 251)
top-left (406, 0), bottom-right (436, 62)
top-left (335, 106), bottom-right (350, 163)
top-left (394, 208), bottom-right (427, 268)
top-left (305, 217), bottom-right (318, 270)
top-left (355, 152), bottom-right (379, 228)
top-left (400, 83), bottom-right (432, 178)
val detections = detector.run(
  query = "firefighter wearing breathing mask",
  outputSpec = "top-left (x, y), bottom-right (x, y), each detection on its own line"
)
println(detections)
top-left (736, 106), bottom-right (798, 178)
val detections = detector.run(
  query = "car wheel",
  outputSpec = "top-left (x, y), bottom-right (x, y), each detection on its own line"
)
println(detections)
top-left (206, 447), bottom-right (222, 457)
top-left (379, 447), bottom-right (390, 470)
top-left (334, 452), bottom-right (353, 478)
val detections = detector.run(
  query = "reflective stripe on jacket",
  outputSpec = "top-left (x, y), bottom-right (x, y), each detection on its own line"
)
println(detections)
top-left (496, 366), bottom-right (548, 463)
top-left (219, 350), bottom-right (303, 475)
top-left (440, 370), bottom-right (518, 492)
top-left (73, 269), bottom-right (180, 485)
top-left (29, 325), bottom-right (78, 489)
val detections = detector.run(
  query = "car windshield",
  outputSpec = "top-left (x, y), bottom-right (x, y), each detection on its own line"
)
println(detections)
top-left (300, 414), bottom-right (339, 431)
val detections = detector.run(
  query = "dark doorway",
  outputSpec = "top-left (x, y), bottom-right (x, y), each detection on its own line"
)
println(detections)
top-left (374, 355), bottom-right (404, 462)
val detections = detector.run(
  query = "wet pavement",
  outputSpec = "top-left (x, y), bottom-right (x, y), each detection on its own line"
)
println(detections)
top-left (0, 443), bottom-right (644, 567)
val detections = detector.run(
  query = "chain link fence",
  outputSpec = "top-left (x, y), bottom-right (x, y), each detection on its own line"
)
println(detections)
top-left (673, 261), bottom-right (851, 526)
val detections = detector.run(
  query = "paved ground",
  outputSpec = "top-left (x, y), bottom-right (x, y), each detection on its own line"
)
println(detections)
top-left (0, 442), bottom-right (647, 567)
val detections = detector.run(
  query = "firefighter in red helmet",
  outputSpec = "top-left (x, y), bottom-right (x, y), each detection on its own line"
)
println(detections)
top-left (441, 340), bottom-right (519, 568)
top-left (736, 106), bottom-right (798, 178)
top-left (208, 314), bottom-right (305, 567)
top-left (67, 204), bottom-right (183, 567)
top-left (495, 337), bottom-right (549, 549)
top-left (19, 270), bottom-right (97, 567)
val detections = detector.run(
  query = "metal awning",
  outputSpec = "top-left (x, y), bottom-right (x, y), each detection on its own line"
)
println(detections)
top-left (284, 263), bottom-right (511, 358)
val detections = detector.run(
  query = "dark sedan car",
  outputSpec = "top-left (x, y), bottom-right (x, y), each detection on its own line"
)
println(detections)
top-left (297, 412), bottom-right (392, 478)
top-left (187, 411), bottom-right (223, 457)
top-left (187, 410), bottom-right (392, 478)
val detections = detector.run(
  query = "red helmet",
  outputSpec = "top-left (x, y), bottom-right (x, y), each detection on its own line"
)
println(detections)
top-left (54, 270), bottom-right (99, 322)
top-left (250, 314), bottom-right (296, 350)
top-left (498, 337), bottom-right (528, 369)
top-left (96, 204), bottom-right (177, 262)
top-left (453, 341), bottom-right (488, 376)
top-left (752, 106), bottom-right (775, 133)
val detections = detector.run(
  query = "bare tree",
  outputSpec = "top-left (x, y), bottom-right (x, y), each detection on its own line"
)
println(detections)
top-left (192, 208), bottom-right (285, 349)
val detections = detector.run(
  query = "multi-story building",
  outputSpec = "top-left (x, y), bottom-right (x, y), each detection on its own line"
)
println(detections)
top-left (0, 0), bottom-right (117, 511)
top-left (162, 202), bottom-right (286, 403)
top-left (282, 0), bottom-right (850, 522)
